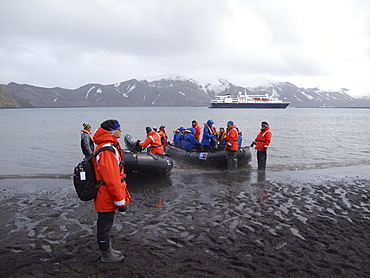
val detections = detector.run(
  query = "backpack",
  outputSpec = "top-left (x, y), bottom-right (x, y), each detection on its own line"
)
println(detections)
top-left (73, 146), bottom-right (115, 201)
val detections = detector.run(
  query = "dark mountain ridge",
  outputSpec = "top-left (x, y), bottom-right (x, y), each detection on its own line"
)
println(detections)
top-left (1, 76), bottom-right (369, 108)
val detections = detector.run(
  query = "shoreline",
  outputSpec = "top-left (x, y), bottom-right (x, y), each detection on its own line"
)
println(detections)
top-left (0, 165), bottom-right (369, 277)
top-left (1, 163), bottom-right (369, 181)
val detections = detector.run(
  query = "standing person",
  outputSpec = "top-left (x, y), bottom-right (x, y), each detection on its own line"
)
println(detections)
top-left (158, 125), bottom-right (169, 147)
top-left (192, 120), bottom-right (201, 142)
top-left (201, 119), bottom-right (215, 150)
top-left (251, 121), bottom-right (272, 171)
top-left (139, 127), bottom-right (164, 154)
top-left (92, 119), bottom-right (131, 263)
top-left (225, 121), bottom-right (239, 171)
top-left (81, 123), bottom-right (94, 157)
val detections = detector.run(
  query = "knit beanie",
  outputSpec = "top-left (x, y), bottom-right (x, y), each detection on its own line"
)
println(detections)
top-left (146, 126), bottom-right (152, 134)
top-left (101, 119), bottom-right (121, 131)
top-left (82, 123), bottom-right (91, 130)
top-left (261, 121), bottom-right (269, 127)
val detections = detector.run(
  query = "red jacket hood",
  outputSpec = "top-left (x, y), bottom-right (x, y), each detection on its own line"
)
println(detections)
top-left (93, 127), bottom-right (119, 146)
top-left (261, 126), bottom-right (271, 132)
top-left (147, 130), bottom-right (158, 136)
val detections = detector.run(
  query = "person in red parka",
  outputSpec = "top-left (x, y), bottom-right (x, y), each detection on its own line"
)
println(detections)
top-left (93, 119), bottom-right (131, 263)
top-left (158, 125), bottom-right (169, 147)
top-left (225, 121), bottom-right (239, 171)
top-left (192, 120), bottom-right (201, 142)
top-left (140, 126), bottom-right (164, 154)
top-left (251, 121), bottom-right (272, 171)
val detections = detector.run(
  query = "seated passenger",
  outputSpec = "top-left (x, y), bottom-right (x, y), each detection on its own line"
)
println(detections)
top-left (216, 127), bottom-right (227, 145)
top-left (237, 128), bottom-right (242, 148)
top-left (191, 120), bottom-right (201, 141)
top-left (158, 125), bottom-right (169, 147)
top-left (140, 126), bottom-right (164, 154)
top-left (182, 128), bottom-right (202, 151)
top-left (201, 119), bottom-right (215, 150)
top-left (212, 127), bottom-right (226, 150)
top-left (173, 127), bottom-right (185, 147)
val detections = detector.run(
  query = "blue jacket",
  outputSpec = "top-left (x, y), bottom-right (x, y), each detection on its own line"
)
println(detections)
top-left (201, 120), bottom-right (215, 146)
top-left (182, 128), bottom-right (202, 151)
top-left (238, 131), bottom-right (242, 147)
top-left (173, 127), bottom-right (185, 147)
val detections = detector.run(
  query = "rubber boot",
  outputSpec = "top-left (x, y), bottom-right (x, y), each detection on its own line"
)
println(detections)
top-left (109, 238), bottom-right (122, 255)
top-left (111, 247), bottom-right (122, 255)
top-left (100, 246), bottom-right (124, 263)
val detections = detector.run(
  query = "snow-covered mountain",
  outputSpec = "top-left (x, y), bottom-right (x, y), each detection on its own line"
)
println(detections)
top-left (2, 75), bottom-right (369, 108)
top-left (204, 77), bottom-right (369, 108)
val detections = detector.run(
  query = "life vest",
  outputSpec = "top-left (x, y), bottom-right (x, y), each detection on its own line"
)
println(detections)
top-left (254, 127), bottom-right (272, 151)
top-left (81, 129), bottom-right (95, 156)
top-left (216, 130), bottom-right (227, 141)
top-left (238, 130), bottom-right (242, 147)
top-left (192, 122), bottom-right (201, 141)
top-left (182, 128), bottom-right (202, 151)
top-left (201, 122), bottom-right (215, 146)
top-left (158, 129), bottom-right (168, 147)
top-left (81, 129), bottom-right (94, 142)
top-left (203, 122), bottom-right (215, 134)
top-left (173, 128), bottom-right (185, 146)
top-left (225, 125), bottom-right (239, 151)
top-left (140, 130), bottom-right (164, 154)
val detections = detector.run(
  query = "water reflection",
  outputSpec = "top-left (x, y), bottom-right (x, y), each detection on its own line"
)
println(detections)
top-left (125, 167), bottom-right (273, 212)
top-left (126, 173), bottom-right (173, 193)
top-left (257, 170), bottom-right (266, 183)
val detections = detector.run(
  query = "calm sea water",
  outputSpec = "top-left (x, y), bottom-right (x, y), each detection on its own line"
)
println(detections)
top-left (0, 107), bottom-right (369, 177)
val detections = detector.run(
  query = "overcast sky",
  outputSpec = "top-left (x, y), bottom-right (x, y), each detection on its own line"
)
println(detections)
top-left (1, 0), bottom-right (369, 96)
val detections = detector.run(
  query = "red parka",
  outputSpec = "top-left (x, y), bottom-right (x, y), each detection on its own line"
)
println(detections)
top-left (140, 130), bottom-right (164, 154)
top-left (226, 125), bottom-right (239, 151)
top-left (254, 126), bottom-right (272, 151)
top-left (192, 122), bottom-right (201, 141)
top-left (158, 129), bottom-right (169, 147)
top-left (93, 127), bottom-right (131, 212)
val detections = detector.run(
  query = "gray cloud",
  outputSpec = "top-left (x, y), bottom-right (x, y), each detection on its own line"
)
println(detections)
top-left (0, 0), bottom-right (369, 96)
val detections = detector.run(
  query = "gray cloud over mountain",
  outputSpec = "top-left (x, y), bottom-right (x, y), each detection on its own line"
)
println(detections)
top-left (1, 0), bottom-right (369, 96)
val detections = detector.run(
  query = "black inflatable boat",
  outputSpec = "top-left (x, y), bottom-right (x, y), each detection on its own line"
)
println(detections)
top-left (123, 134), bottom-right (173, 175)
top-left (165, 144), bottom-right (252, 168)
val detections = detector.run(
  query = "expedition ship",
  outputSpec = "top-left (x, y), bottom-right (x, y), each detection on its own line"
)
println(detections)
top-left (210, 90), bottom-right (290, 109)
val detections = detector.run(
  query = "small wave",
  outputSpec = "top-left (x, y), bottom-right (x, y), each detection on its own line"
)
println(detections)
top-left (0, 174), bottom-right (72, 180)
top-left (268, 160), bottom-right (370, 172)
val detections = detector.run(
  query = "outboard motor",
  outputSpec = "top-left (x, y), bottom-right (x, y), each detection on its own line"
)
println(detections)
top-left (124, 134), bottom-right (142, 152)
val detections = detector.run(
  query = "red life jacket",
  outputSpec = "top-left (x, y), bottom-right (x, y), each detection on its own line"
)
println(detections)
top-left (140, 131), bottom-right (164, 154)
top-left (254, 127), bottom-right (272, 151)
top-left (226, 125), bottom-right (239, 151)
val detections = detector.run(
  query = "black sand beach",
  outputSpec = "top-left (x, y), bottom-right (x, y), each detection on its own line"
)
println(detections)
top-left (0, 166), bottom-right (369, 277)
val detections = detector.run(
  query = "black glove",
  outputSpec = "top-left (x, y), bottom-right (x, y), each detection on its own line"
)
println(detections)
top-left (250, 141), bottom-right (256, 147)
top-left (136, 139), bottom-right (141, 144)
top-left (118, 206), bottom-right (127, 212)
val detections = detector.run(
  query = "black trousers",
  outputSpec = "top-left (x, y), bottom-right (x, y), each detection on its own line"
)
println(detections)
top-left (257, 150), bottom-right (267, 170)
top-left (226, 150), bottom-right (238, 171)
top-left (97, 211), bottom-right (115, 251)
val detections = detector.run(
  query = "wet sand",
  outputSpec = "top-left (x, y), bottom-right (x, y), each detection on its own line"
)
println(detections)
top-left (0, 166), bottom-right (369, 277)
